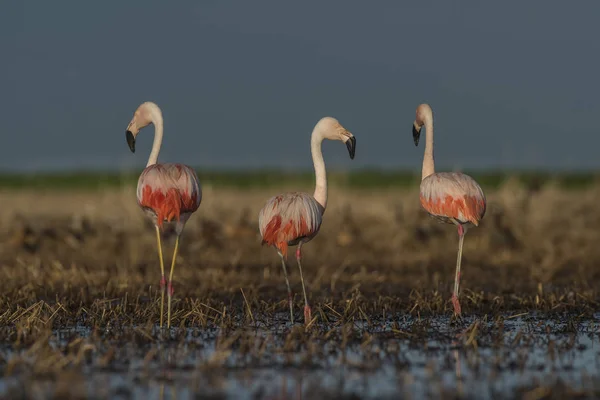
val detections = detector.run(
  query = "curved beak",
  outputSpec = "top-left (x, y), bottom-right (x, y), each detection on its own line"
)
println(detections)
top-left (345, 136), bottom-right (356, 160)
top-left (126, 130), bottom-right (136, 153)
top-left (412, 124), bottom-right (421, 147)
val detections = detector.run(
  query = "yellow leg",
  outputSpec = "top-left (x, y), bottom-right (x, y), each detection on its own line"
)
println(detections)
top-left (155, 226), bottom-right (166, 328)
top-left (167, 235), bottom-right (180, 328)
top-left (278, 251), bottom-right (294, 324)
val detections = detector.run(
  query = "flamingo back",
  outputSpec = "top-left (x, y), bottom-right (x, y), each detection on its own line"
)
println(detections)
top-left (419, 172), bottom-right (486, 226)
top-left (137, 163), bottom-right (202, 227)
top-left (258, 192), bottom-right (323, 256)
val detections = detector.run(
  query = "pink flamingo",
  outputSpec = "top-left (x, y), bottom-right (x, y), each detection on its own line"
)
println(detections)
top-left (259, 117), bottom-right (356, 325)
top-left (412, 104), bottom-right (486, 315)
top-left (125, 101), bottom-right (202, 328)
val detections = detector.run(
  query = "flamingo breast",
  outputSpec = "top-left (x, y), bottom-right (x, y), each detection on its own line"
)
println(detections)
top-left (419, 172), bottom-right (486, 226)
top-left (137, 163), bottom-right (202, 227)
top-left (258, 192), bottom-right (323, 256)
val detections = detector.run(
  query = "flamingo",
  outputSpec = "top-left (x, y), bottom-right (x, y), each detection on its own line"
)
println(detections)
top-left (258, 117), bottom-right (356, 325)
top-left (125, 101), bottom-right (202, 328)
top-left (412, 103), bottom-right (486, 315)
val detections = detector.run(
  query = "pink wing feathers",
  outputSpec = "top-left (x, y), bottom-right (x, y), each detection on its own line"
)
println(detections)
top-left (137, 163), bottom-right (202, 227)
top-left (258, 192), bottom-right (323, 257)
top-left (419, 172), bottom-right (486, 226)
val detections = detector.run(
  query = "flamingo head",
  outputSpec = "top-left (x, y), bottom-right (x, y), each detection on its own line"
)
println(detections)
top-left (125, 102), bottom-right (162, 153)
top-left (412, 103), bottom-right (432, 147)
top-left (315, 117), bottom-right (356, 160)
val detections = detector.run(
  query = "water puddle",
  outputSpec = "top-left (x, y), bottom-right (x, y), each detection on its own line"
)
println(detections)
top-left (1, 312), bottom-right (599, 399)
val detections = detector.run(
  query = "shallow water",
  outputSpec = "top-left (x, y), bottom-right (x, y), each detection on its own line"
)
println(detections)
top-left (1, 312), bottom-right (599, 399)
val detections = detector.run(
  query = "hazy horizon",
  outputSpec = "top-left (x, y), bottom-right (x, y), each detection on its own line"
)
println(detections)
top-left (2, 2), bottom-right (599, 173)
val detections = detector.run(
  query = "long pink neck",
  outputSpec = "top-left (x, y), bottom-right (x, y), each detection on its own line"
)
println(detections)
top-left (311, 129), bottom-right (327, 210)
top-left (421, 117), bottom-right (435, 180)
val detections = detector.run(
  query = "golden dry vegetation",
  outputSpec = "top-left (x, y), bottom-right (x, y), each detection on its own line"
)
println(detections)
top-left (0, 178), bottom-right (598, 323)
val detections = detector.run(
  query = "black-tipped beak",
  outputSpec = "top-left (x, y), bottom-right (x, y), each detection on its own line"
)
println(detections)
top-left (412, 125), bottom-right (421, 147)
top-left (126, 130), bottom-right (136, 153)
top-left (346, 136), bottom-right (356, 160)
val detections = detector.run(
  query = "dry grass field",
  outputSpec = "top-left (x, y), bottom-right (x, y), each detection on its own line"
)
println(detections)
top-left (1, 179), bottom-right (599, 311)
top-left (0, 178), bottom-right (599, 399)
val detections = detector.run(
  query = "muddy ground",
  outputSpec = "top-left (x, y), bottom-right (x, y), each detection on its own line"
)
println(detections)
top-left (0, 181), bottom-right (599, 399)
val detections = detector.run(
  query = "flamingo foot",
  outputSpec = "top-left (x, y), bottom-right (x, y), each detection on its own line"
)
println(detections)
top-left (304, 305), bottom-right (312, 325)
top-left (451, 294), bottom-right (462, 316)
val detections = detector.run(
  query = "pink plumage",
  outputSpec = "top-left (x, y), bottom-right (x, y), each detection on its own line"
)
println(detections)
top-left (419, 172), bottom-right (486, 227)
top-left (137, 163), bottom-right (202, 232)
top-left (258, 192), bottom-right (323, 257)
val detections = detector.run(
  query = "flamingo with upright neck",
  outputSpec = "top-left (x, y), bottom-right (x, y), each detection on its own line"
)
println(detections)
top-left (412, 103), bottom-right (486, 316)
top-left (125, 101), bottom-right (202, 328)
top-left (258, 117), bottom-right (357, 325)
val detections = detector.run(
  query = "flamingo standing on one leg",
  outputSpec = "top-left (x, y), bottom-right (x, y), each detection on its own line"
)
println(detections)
top-left (412, 104), bottom-right (486, 316)
top-left (258, 117), bottom-right (356, 325)
top-left (125, 101), bottom-right (202, 328)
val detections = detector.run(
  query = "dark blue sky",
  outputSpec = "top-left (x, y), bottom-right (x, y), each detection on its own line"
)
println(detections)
top-left (1, 2), bottom-right (599, 172)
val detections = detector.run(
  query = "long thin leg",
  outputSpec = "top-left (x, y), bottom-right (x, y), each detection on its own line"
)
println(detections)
top-left (452, 224), bottom-right (466, 315)
top-left (278, 251), bottom-right (294, 324)
top-left (155, 225), bottom-right (166, 328)
top-left (296, 243), bottom-right (311, 325)
top-left (167, 235), bottom-right (181, 328)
